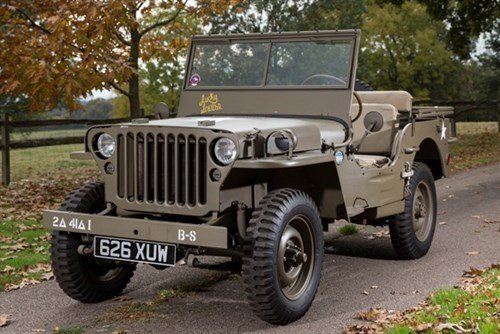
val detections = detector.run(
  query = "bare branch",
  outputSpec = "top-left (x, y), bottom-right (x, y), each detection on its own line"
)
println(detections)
top-left (16, 8), bottom-right (86, 53)
top-left (107, 81), bottom-right (130, 97)
top-left (139, 1), bottom-right (187, 37)
top-left (113, 29), bottom-right (131, 46)
top-left (16, 9), bottom-right (52, 35)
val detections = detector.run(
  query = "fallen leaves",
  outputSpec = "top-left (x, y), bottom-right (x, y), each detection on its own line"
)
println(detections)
top-left (3, 264), bottom-right (53, 291)
top-left (434, 322), bottom-right (467, 332)
top-left (346, 263), bottom-right (500, 334)
top-left (462, 267), bottom-right (484, 278)
top-left (356, 308), bottom-right (389, 322)
top-left (465, 251), bottom-right (480, 255)
top-left (0, 314), bottom-right (10, 327)
top-left (5, 278), bottom-right (41, 291)
top-left (0, 168), bottom-right (99, 222)
top-left (0, 168), bottom-right (97, 292)
top-left (414, 323), bottom-right (433, 331)
top-left (366, 230), bottom-right (390, 240)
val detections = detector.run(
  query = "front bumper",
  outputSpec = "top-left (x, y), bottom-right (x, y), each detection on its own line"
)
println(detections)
top-left (42, 210), bottom-right (228, 249)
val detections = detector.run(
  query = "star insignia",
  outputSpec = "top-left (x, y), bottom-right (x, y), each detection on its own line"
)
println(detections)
top-left (440, 122), bottom-right (447, 141)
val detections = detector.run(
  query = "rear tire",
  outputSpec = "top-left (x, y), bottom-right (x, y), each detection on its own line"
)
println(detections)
top-left (50, 182), bottom-right (136, 303)
top-left (389, 163), bottom-right (437, 259)
top-left (242, 189), bottom-right (323, 325)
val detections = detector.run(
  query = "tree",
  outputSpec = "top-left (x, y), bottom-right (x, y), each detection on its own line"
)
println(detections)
top-left (359, 1), bottom-right (455, 100)
top-left (112, 11), bottom-right (194, 118)
top-left (210, 0), bottom-right (305, 33)
top-left (112, 57), bottom-right (184, 118)
top-left (420, 0), bottom-right (500, 59)
top-left (377, 0), bottom-right (500, 59)
top-left (210, 0), bottom-right (365, 33)
top-left (0, 0), bottom-right (241, 117)
top-left (474, 22), bottom-right (500, 101)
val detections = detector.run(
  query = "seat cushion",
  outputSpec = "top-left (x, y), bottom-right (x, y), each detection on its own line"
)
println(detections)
top-left (356, 91), bottom-right (413, 112)
top-left (351, 103), bottom-right (399, 155)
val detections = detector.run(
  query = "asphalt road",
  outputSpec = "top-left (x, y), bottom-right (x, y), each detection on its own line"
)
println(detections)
top-left (1, 163), bottom-right (499, 333)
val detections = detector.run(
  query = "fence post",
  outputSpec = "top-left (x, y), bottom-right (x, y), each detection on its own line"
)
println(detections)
top-left (1, 112), bottom-right (10, 186)
top-left (497, 88), bottom-right (499, 133)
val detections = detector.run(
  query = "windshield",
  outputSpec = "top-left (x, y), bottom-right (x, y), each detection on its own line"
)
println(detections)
top-left (187, 39), bottom-right (353, 89)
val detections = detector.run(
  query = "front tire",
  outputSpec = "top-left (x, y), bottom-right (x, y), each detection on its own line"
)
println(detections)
top-left (50, 182), bottom-right (136, 303)
top-left (242, 189), bottom-right (323, 325)
top-left (390, 162), bottom-right (437, 259)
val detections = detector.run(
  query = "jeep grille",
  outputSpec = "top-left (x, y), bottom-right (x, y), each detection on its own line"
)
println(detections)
top-left (116, 132), bottom-right (208, 207)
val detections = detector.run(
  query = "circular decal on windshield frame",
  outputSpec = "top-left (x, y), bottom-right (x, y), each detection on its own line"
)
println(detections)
top-left (189, 74), bottom-right (201, 86)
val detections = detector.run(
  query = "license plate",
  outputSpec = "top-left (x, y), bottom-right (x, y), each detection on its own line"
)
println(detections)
top-left (93, 236), bottom-right (176, 267)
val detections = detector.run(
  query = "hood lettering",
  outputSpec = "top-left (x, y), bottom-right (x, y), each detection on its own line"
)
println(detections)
top-left (199, 93), bottom-right (223, 114)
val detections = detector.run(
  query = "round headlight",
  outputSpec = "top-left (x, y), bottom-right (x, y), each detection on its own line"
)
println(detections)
top-left (97, 133), bottom-right (116, 158)
top-left (213, 138), bottom-right (237, 165)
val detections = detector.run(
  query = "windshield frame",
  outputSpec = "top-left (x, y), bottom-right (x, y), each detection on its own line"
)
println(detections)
top-left (183, 31), bottom-right (359, 91)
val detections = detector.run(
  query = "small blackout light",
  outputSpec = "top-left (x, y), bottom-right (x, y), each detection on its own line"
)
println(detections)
top-left (105, 162), bottom-right (115, 174)
top-left (334, 150), bottom-right (345, 166)
top-left (210, 168), bottom-right (222, 181)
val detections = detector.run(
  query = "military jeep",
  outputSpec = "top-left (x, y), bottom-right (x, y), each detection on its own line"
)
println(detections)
top-left (44, 30), bottom-right (455, 325)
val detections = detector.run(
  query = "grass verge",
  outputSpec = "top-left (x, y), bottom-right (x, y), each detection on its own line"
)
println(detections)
top-left (0, 220), bottom-right (51, 291)
top-left (347, 264), bottom-right (500, 333)
top-left (0, 144), bottom-right (94, 181)
top-left (450, 131), bottom-right (500, 173)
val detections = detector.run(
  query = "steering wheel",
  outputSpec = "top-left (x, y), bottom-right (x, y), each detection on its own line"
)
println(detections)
top-left (351, 91), bottom-right (363, 122)
top-left (301, 74), bottom-right (346, 86)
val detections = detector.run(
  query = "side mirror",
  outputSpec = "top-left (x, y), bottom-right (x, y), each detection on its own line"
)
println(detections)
top-left (154, 103), bottom-right (170, 119)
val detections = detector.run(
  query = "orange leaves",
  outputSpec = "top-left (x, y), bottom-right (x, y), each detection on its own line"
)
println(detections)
top-left (0, 0), bottom-right (242, 113)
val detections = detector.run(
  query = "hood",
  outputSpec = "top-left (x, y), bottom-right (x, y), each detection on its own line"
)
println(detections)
top-left (145, 116), bottom-right (347, 153)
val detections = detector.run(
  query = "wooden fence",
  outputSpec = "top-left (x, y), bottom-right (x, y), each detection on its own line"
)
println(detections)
top-left (1, 100), bottom-right (498, 186)
top-left (0, 114), bottom-right (133, 186)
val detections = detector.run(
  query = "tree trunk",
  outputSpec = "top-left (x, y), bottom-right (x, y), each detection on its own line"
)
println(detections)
top-left (128, 19), bottom-right (142, 118)
top-left (128, 73), bottom-right (141, 118)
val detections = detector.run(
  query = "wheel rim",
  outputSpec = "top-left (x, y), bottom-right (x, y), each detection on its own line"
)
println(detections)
top-left (85, 255), bottom-right (123, 282)
top-left (412, 181), bottom-right (433, 242)
top-left (277, 214), bottom-right (315, 300)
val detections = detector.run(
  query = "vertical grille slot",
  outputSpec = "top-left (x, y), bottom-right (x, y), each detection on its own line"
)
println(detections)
top-left (115, 129), bottom-right (209, 209)
top-left (177, 135), bottom-right (186, 205)
top-left (187, 136), bottom-right (197, 206)
top-left (136, 133), bottom-right (144, 201)
top-left (156, 134), bottom-right (165, 204)
top-left (198, 138), bottom-right (207, 205)
top-left (126, 133), bottom-right (134, 200)
top-left (146, 134), bottom-right (155, 203)
top-left (117, 134), bottom-right (125, 197)
top-left (166, 134), bottom-right (176, 204)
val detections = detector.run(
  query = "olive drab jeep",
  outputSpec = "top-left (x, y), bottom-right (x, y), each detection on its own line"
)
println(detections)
top-left (43, 30), bottom-right (455, 325)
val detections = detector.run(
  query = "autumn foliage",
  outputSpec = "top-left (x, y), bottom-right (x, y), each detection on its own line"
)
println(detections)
top-left (0, 1), bottom-right (242, 116)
